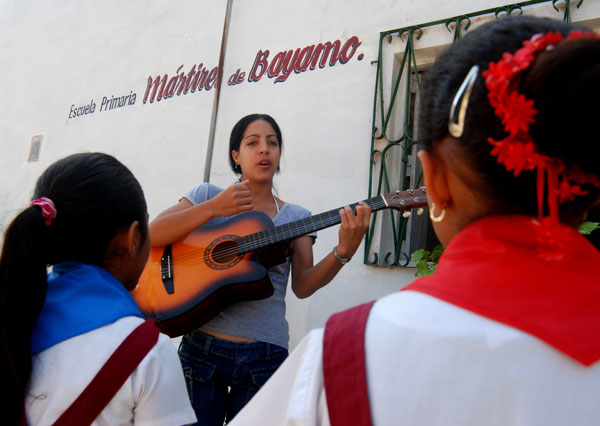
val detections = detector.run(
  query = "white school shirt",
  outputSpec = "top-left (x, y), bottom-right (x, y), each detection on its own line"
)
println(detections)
top-left (229, 291), bottom-right (600, 426)
top-left (26, 316), bottom-right (197, 426)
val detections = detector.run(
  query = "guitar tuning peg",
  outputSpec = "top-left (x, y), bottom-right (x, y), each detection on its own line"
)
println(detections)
top-left (402, 211), bottom-right (411, 218)
top-left (417, 208), bottom-right (424, 216)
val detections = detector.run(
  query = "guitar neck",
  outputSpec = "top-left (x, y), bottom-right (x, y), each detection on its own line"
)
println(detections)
top-left (237, 195), bottom-right (389, 255)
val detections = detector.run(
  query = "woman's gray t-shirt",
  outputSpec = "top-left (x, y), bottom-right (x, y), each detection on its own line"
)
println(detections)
top-left (183, 183), bottom-right (316, 349)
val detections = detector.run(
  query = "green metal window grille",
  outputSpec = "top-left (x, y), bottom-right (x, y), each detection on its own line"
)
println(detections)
top-left (364, 0), bottom-right (586, 267)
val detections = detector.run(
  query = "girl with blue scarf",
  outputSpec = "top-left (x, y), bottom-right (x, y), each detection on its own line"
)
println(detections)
top-left (0, 153), bottom-right (196, 425)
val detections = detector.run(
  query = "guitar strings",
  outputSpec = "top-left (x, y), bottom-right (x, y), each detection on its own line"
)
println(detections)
top-left (157, 212), bottom-right (345, 270)
top-left (155, 195), bottom-right (426, 273)
top-left (156, 197), bottom-right (396, 272)
top-left (154, 210), bottom-right (356, 273)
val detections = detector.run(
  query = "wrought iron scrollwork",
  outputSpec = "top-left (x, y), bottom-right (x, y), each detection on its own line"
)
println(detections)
top-left (445, 15), bottom-right (472, 41)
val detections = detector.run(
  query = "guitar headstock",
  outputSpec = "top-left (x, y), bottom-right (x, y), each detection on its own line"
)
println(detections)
top-left (382, 187), bottom-right (428, 211)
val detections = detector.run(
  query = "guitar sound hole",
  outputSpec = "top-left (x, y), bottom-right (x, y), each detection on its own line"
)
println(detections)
top-left (205, 235), bottom-right (243, 270)
top-left (212, 240), bottom-right (239, 264)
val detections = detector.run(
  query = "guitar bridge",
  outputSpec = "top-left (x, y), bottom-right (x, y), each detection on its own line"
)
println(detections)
top-left (161, 245), bottom-right (175, 294)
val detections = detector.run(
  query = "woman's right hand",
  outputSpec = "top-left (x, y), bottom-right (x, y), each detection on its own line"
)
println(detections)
top-left (149, 181), bottom-right (253, 247)
top-left (209, 180), bottom-right (253, 217)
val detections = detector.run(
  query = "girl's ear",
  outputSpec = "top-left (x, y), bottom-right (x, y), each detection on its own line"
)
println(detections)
top-left (417, 147), bottom-right (452, 209)
top-left (103, 221), bottom-right (146, 289)
top-left (126, 221), bottom-right (141, 257)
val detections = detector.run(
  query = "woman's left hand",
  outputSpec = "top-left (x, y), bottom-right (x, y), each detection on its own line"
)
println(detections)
top-left (336, 201), bottom-right (371, 259)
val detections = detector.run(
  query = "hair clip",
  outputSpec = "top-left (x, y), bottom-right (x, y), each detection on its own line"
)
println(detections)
top-left (448, 65), bottom-right (479, 138)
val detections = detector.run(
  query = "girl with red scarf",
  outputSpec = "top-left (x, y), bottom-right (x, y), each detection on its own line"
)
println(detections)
top-left (229, 16), bottom-right (600, 426)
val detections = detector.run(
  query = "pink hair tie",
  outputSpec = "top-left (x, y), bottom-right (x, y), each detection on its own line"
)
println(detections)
top-left (31, 197), bottom-right (57, 226)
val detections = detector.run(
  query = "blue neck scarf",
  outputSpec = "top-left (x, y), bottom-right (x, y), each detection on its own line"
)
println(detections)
top-left (31, 261), bottom-right (143, 355)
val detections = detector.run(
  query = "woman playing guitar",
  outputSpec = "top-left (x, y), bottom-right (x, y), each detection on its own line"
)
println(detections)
top-left (149, 113), bottom-right (371, 425)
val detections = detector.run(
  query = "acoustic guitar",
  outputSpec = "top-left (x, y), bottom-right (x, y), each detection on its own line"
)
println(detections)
top-left (131, 187), bottom-right (428, 337)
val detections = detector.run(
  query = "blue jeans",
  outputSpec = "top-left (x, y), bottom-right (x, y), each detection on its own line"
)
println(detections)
top-left (178, 330), bottom-right (288, 425)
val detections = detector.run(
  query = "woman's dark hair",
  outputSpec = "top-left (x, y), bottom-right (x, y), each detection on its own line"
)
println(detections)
top-left (228, 113), bottom-right (283, 174)
top-left (0, 152), bottom-right (148, 424)
top-left (418, 16), bottom-right (600, 223)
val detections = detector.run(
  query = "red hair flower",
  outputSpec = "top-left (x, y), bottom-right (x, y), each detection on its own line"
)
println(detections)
top-left (489, 138), bottom-right (542, 176)
top-left (500, 91), bottom-right (537, 135)
top-left (481, 31), bottom-right (600, 225)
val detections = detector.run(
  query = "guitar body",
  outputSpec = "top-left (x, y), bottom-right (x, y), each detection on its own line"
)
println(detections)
top-left (131, 211), bottom-right (276, 337)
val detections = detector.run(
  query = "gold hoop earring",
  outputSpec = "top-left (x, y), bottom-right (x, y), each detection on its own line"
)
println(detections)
top-left (429, 203), bottom-right (446, 223)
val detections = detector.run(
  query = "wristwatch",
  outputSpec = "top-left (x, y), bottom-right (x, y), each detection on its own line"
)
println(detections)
top-left (332, 246), bottom-right (351, 265)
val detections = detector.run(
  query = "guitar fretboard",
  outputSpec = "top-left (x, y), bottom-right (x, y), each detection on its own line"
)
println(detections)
top-left (237, 196), bottom-right (388, 254)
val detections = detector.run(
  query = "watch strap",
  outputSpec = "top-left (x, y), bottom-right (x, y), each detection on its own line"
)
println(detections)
top-left (333, 246), bottom-right (351, 265)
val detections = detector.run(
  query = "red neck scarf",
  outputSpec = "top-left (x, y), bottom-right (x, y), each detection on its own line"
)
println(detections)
top-left (404, 215), bottom-right (600, 366)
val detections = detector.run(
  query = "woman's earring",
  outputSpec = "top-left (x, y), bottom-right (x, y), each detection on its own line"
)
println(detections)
top-left (429, 203), bottom-right (446, 223)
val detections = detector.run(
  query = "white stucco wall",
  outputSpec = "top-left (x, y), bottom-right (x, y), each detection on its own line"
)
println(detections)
top-left (1, 0), bottom-right (598, 349)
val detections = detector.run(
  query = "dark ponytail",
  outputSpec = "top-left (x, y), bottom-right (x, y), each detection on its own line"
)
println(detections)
top-left (0, 152), bottom-right (148, 424)
top-left (0, 208), bottom-right (48, 425)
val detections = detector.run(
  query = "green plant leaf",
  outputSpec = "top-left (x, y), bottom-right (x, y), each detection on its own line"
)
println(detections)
top-left (416, 264), bottom-right (435, 277)
top-left (411, 246), bottom-right (444, 277)
top-left (579, 221), bottom-right (600, 235)
top-left (430, 245), bottom-right (444, 261)
top-left (415, 259), bottom-right (437, 277)
top-left (414, 260), bottom-right (428, 276)
top-left (411, 249), bottom-right (426, 262)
